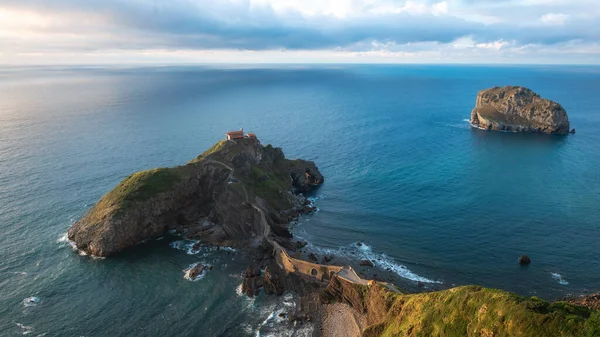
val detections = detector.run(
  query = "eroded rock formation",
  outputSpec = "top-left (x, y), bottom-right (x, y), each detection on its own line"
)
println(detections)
top-left (68, 137), bottom-right (323, 256)
top-left (470, 86), bottom-right (572, 134)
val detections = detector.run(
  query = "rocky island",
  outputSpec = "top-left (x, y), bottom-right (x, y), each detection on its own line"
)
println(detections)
top-left (69, 134), bottom-right (600, 336)
top-left (68, 135), bottom-right (323, 256)
top-left (470, 86), bottom-right (574, 134)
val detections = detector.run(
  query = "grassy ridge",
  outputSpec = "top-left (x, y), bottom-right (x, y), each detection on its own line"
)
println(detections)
top-left (87, 166), bottom-right (191, 223)
top-left (362, 285), bottom-right (600, 337)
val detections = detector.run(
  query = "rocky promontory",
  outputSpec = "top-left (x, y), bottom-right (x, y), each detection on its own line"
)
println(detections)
top-left (470, 86), bottom-right (573, 134)
top-left (68, 137), bottom-right (323, 256)
top-left (67, 135), bottom-right (600, 337)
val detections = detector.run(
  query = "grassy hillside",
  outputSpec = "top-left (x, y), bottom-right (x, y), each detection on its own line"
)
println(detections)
top-left (356, 284), bottom-right (600, 337)
top-left (87, 166), bottom-right (191, 223)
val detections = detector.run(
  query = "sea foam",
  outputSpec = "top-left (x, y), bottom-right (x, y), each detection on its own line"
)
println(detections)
top-left (183, 262), bottom-right (208, 281)
top-left (23, 297), bottom-right (40, 307)
top-left (303, 241), bottom-right (442, 284)
top-left (551, 273), bottom-right (569, 285)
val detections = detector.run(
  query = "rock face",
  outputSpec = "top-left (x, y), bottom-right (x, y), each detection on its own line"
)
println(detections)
top-left (564, 293), bottom-right (600, 310)
top-left (185, 263), bottom-right (210, 280)
top-left (470, 86), bottom-right (571, 134)
top-left (68, 137), bottom-right (323, 257)
top-left (360, 260), bottom-right (374, 267)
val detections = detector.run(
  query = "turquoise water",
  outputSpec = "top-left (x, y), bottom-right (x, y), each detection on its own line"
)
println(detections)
top-left (1, 65), bottom-right (600, 336)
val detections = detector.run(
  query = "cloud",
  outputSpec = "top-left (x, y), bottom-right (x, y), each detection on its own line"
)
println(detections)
top-left (0, 0), bottom-right (598, 63)
top-left (540, 13), bottom-right (570, 25)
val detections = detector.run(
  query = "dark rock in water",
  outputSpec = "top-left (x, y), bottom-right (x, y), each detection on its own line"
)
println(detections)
top-left (295, 240), bottom-right (308, 249)
top-left (67, 137), bottom-right (324, 257)
top-left (192, 242), bottom-right (201, 251)
top-left (519, 255), bottom-right (531, 265)
top-left (470, 86), bottom-right (571, 134)
top-left (322, 255), bottom-right (333, 264)
top-left (356, 242), bottom-right (363, 247)
top-left (302, 205), bottom-right (316, 214)
top-left (360, 259), bottom-right (374, 267)
top-left (571, 128), bottom-right (576, 134)
top-left (308, 253), bottom-right (318, 262)
top-left (186, 264), bottom-right (206, 280)
top-left (242, 266), bottom-right (263, 297)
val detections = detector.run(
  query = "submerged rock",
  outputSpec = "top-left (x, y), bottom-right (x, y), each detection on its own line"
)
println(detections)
top-left (68, 137), bottom-right (324, 257)
top-left (470, 86), bottom-right (570, 134)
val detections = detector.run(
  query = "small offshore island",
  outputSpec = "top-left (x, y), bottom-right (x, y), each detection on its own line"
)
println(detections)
top-left (471, 86), bottom-right (575, 134)
top-left (69, 131), bottom-right (599, 336)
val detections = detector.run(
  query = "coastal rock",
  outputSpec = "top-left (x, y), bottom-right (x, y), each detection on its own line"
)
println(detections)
top-left (68, 137), bottom-right (323, 257)
top-left (263, 266), bottom-right (286, 296)
top-left (242, 267), bottom-right (263, 297)
top-left (360, 260), bottom-right (374, 267)
top-left (563, 293), bottom-right (600, 310)
top-left (295, 240), bottom-right (308, 249)
top-left (518, 255), bottom-right (531, 265)
top-left (470, 86), bottom-right (570, 134)
top-left (185, 264), bottom-right (206, 280)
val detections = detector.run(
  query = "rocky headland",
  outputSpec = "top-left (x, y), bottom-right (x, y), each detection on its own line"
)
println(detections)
top-left (69, 137), bottom-right (600, 336)
top-left (68, 137), bottom-right (323, 257)
top-left (470, 86), bottom-right (574, 134)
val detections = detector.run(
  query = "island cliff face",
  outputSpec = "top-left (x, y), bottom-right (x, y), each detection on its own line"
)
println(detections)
top-left (68, 137), bottom-right (323, 257)
top-left (470, 86), bottom-right (571, 134)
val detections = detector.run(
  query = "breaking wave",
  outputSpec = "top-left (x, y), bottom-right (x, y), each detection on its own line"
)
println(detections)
top-left (254, 293), bottom-right (312, 337)
top-left (303, 241), bottom-right (442, 284)
top-left (551, 273), bottom-right (569, 285)
top-left (170, 240), bottom-right (237, 255)
top-left (23, 297), bottom-right (40, 307)
top-left (183, 262), bottom-right (209, 281)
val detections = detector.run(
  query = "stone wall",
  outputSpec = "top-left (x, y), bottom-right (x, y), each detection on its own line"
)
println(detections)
top-left (271, 241), bottom-right (343, 282)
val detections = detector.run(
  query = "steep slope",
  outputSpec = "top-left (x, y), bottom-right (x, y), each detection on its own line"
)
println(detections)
top-left (470, 86), bottom-right (572, 134)
top-left (68, 137), bottom-right (323, 256)
top-left (322, 276), bottom-right (600, 337)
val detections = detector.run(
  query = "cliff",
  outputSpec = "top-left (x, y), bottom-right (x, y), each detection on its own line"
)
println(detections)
top-left (470, 86), bottom-right (572, 134)
top-left (68, 137), bottom-right (323, 256)
top-left (322, 276), bottom-right (600, 337)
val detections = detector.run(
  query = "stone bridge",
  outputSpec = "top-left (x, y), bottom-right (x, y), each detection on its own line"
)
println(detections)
top-left (270, 240), bottom-right (400, 292)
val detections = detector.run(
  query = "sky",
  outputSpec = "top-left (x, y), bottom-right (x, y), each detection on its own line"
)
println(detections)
top-left (0, 0), bottom-right (598, 64)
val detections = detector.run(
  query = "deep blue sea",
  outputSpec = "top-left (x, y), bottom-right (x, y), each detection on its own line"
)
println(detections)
top-left (1, 65), bottom-right (600, 336)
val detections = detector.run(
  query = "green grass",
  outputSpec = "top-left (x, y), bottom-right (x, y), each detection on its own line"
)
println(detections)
top-left (361, 285), bottom-right (600, 337)
top-left (189, 140), bottom-right (228, 163)
top-left (88, 166), bottom-right (191, 222)
top-left (243, 166), bottom-right (293, 209)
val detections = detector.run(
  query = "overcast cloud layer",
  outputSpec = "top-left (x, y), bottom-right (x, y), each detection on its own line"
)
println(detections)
top-left (0, 0), bottom-right (599, 64)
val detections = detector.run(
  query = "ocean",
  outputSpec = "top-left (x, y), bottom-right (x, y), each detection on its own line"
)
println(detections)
top-left (1, 64), bottom-right (599, 336)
